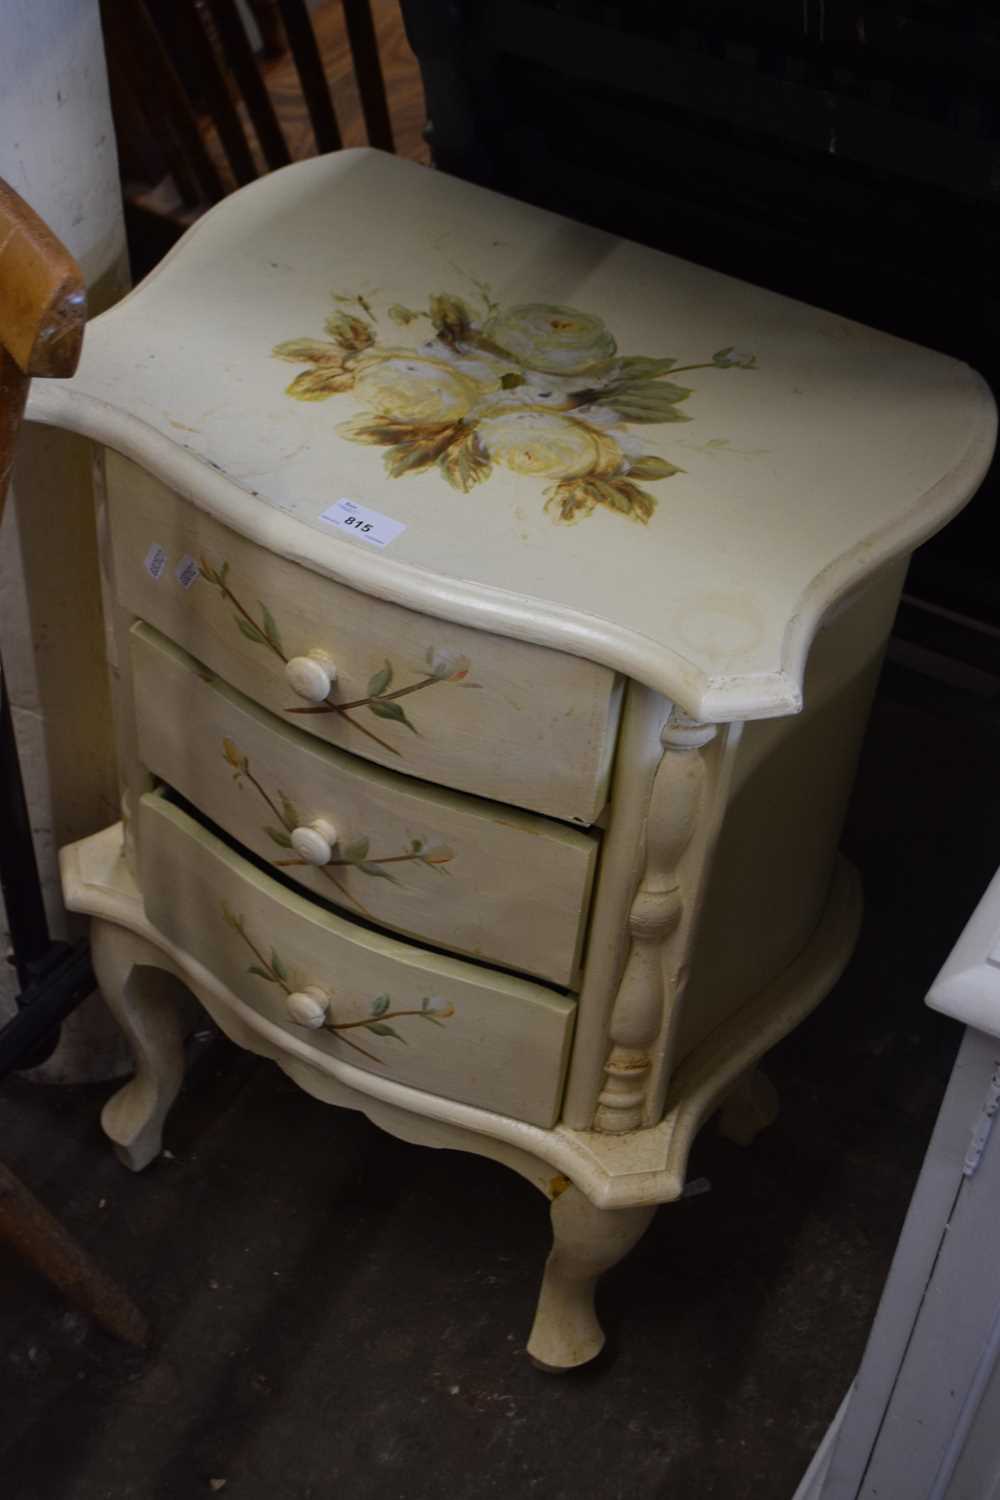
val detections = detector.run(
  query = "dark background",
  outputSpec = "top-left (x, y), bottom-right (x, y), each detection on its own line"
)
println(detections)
top-left (401, 0), bottom-right (1000, 639)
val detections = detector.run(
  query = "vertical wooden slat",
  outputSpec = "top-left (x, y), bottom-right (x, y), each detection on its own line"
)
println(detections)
top-left (342, 0), bottom-right (395, 151)
top-left (101, 33), bottom-right (172, 187)
top-left (0, 176), bottom-right (87, 969)
top-left (101, 0), bottom-right (226, 206)
top-left (249, 0), bottom-right (287, 57)
top-left (173, 0), bottom-right (259, 187)
top-left (277, 0), bottom-right (343, 153)
top-left (202, 0), bottom-right (292, 169)
top-left (102, 6), bottom-right (202, 206)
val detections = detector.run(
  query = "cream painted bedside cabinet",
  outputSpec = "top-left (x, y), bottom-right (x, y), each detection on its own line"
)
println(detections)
top-left (28, 151), bottom-right (995, 1371)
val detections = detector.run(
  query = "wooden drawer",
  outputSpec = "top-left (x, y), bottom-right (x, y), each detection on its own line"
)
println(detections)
top-left (106, 452), bottom-right (621, 823)
top-left (130, 623), bottom-right (598, 987)
top-left (137, 792), bottom-right (576, 1128)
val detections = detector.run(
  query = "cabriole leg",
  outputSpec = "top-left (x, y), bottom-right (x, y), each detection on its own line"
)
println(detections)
top-left (92, 919), bottom-right (190, 1172)
top-left (527, 1184), bottom-right (656, 1371)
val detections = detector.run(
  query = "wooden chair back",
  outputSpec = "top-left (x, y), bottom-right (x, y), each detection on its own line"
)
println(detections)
top-left (0, 179), bottom-right (85, 1000)
top-left (101, 0), bottom-right (393, 216)
top-left (0, 207), bottom-right (144, 1339)
top-left (0, 179), bottom-right (85, 521)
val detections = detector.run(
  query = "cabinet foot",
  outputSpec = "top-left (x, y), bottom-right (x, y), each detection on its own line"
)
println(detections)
top-left (92, 920), bottom-right (191, 1171)
top-left (527, 1184), bottom-right (655, 1371)
top-left (717, 1067), bottom-right (780, 1148)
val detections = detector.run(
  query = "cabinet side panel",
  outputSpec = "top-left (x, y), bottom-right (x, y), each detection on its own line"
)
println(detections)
top-left (676, 559), bottom-right (907, 1060)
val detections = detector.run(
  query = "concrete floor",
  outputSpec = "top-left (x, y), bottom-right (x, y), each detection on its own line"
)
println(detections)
top-left (3, 656), bottom-right (999, 1500)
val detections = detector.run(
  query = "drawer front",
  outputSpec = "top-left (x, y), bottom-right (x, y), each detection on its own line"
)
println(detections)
top-left (130, 623), bottom-right (597, 987)
top-left (107, 452), bottom-right (620, 823)
top-left (138, 794), bottom-right (576, 1128)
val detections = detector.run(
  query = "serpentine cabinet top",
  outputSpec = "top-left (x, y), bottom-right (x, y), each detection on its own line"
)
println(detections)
top-left (28, 149), bottom-right (996, 720)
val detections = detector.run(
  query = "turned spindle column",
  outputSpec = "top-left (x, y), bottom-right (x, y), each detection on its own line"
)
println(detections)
top-left (593, 711), bottom-right (717, 1134)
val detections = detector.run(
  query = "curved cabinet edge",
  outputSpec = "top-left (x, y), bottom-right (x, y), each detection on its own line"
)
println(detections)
top-left (60, 825), bottom-right (861, 1209)
top-left (30, 376), bottom-right (995, 721)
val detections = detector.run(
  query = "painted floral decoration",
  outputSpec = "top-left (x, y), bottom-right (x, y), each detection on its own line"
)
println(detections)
top-left (223, 904), bottom-right (454, 1065)
top-left (273, 286), bottom-right (756, 524)
top-left (221, 737), bottom-right (454, 917)
top-left (199, 557), bottom-right (480, 757)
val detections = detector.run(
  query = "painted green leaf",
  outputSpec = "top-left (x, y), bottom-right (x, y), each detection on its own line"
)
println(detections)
top-left (272, 338), bottom-right (342, 364)
top-left (259, 603), bottom-right (283, 655)
top-left (546, 475), bottom-right (657, 524)
top-left (409, 838), bottom-right (424, 854)
top-left (500, 372), bottom-right (525, 389)
top-left (418, 1012), bottom-right (446, 1027)
top-left (603, 389), bottom-right (693, 423)
top-left (247, 964), bottom-right (273, 981)
top-left (236, 616), bottom-right (268, 645)
top-left (429, 293), bottom-right (471, 344)
top-left (600, 478), bottom-right (657, 523)
top-left (367, 661), bottom-right (393, 698)
top-left (371, 994), bottom-right (391, 1017)
top-left (544, 477), bottom-right (595, 523)
top-left (358, 861), bottom-right (401, 883)
top-left (627, 455), bottom-right (682, 480)
top-left (615, 356), bottom-right (678, 379)
top-left (342, 836), bottom-right (371, 863)
top-left (265, 826), bottom-right (293, 848)
top-left (369, 699), bottom-right (418, 733)
top-left (279, 793), bottom-right (301, 829)
top-left (438, 427), bottom-right (492, 493)
top-left (324, 311), bottom-right (374, 352)
top-left (383, 427), bottom-right (462, 479)
top-left (219, 561), bottom-right (230, 583)
top-left (590, 479), bottom-right (633, 514)
top-left (611, 377), bottom-right (690, 403)
top-left (365, 1021), bottom-right (406, 1042)
top-left (286, 366), bottom-right (353, 401)
top-left (270, 948), bottom-right (288, 982)
top-left (338, 414), bottom-right (422, 447)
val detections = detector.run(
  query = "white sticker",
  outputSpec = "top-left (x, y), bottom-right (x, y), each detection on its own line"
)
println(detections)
top-left (144, 544), bottom-right (168, 581)
top-left (319, 497), bottom-right (406, 549)
top-left (175, 554), bottom-right (199, 589)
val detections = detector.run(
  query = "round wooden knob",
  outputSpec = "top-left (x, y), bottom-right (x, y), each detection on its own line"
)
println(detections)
top-left (290, 818), bottom-right (339, 865)
top-left (285, 649), bottom-right (337, 703)
top-left (284, 986), bottom-right (331, 1029)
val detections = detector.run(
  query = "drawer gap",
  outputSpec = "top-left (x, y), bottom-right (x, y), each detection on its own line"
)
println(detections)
top-left (155, 783), bottom-right (577, 1002)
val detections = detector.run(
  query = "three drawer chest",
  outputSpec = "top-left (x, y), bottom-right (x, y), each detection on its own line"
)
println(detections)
top-left (29, 150), bottom-right (995, 1369)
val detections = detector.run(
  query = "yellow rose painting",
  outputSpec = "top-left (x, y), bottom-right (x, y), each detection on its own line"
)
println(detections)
top-left (273, 284), bottom-right (756, 525)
